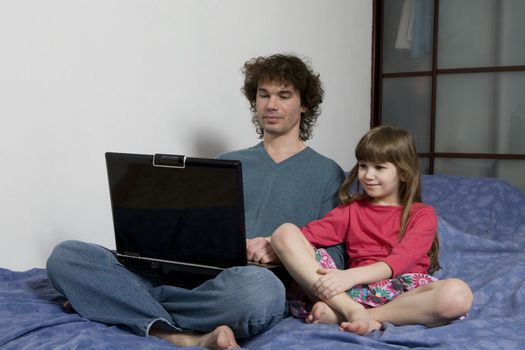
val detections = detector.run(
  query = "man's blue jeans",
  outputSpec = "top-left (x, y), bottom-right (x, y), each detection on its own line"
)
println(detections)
top-left (46, 240), bottom-right (287, 338)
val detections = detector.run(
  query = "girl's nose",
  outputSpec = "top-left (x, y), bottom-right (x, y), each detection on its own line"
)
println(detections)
top-left (364, 168), bottom-right (375, 179)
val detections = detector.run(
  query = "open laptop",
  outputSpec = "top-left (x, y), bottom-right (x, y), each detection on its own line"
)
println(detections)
top-left (105, 152), bottom-right (287, 287)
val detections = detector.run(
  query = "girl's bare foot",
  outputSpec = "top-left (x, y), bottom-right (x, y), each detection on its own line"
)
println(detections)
top-left (339, 319), bottom-right (382, 335)
top-left (306, 301), bottom-right (343, 324)
top-left (151, 325), bottom-right (239, 349)
top-left (338, 303), bottom-right (382, 335)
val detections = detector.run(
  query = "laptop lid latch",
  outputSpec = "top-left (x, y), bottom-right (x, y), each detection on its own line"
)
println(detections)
top-left (153, 154), bottom-right (186, 168)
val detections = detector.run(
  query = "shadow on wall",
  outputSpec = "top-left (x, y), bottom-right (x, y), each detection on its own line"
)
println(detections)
top-left (192, 128), bottom-right (229, 158)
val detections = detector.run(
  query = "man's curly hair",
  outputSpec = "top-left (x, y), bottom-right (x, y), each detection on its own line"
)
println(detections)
top-left (241, 54), bottom-right (324, 141)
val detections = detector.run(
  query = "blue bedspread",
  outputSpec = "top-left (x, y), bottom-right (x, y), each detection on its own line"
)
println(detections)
top-left (2, 174), bottom-right (524, 349)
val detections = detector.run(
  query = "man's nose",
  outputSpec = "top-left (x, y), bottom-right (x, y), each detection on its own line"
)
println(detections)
top-left (266, 96), bottom-right (278, 109)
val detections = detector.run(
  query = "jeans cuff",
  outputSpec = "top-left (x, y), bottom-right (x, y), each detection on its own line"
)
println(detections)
top-left (146, 317), bottom-right (180, 336)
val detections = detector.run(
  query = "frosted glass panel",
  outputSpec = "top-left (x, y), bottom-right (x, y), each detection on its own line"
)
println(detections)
top-left (497, 73), bottom-right (525, 154)
top-left (435, 72), bottom-right (525, 154)
top-left (435, 158), bottom-right (525, 192)
top-left (383, 0), bottom-right (433, 73)
top-left (438, 0), bottom-right (525, 68)
top-left (494, 160), bottom-right (525, 192)
top-left (419, 158), bottom-right (430, 175)
top-left (500, 0), bottom-right (525, 66)
top-left (382, 77), bottom-right (431, 152)
top-left (435, 158), bottom-right (495, 178)
top-left (435, 74), bottom-right (494, 153)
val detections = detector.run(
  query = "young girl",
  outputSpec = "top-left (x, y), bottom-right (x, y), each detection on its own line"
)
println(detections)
top-left (271, 125), bottom-right (473, 335)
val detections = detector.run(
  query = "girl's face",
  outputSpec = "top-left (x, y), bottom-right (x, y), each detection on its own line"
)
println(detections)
top-left (358, 161), bottom-right (401, 206)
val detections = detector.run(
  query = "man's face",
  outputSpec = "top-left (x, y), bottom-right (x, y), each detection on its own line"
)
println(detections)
top-left (255, 80), bottom-right (306, 139)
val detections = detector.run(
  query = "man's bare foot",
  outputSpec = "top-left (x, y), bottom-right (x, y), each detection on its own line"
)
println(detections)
top-left (306, 301), bottom-right (343, 324)
top-left (339, 319), bottom-right (382, 335)
top-left (150, 325), bottom-right (239, 349)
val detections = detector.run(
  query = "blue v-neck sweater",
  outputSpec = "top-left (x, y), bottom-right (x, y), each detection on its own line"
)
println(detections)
top-left (218, 142), bottom-right (345, 238)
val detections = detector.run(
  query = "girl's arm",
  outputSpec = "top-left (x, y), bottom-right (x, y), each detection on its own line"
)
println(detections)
top-left (312, 261), bottom-right (392, 300)
top-left (301, 205), bottom-right (350, 248)
top-left (382, 205), bottom-right (437, 276)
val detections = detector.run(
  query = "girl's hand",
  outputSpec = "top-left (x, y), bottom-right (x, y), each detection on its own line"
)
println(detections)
top-left (312, 268), bottom-right (355, 300)
top-left (312, 262), bottom-right (393, 300)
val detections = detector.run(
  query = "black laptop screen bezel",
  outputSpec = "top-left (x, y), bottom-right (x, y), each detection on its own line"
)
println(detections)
top-left (105, 152), bottom-right (248, 269)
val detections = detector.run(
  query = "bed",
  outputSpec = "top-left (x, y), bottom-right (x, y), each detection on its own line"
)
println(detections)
top-left (2, 174), bottom-right (524, 349)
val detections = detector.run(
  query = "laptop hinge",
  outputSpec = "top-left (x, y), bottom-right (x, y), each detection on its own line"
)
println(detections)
top-left (121, 251), bottom-right (140, 257)
top-left (153, 154), bottom-right (186, 168)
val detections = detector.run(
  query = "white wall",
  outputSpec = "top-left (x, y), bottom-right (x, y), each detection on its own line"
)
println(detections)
top-left (0, 0), bottom-right (372, 271)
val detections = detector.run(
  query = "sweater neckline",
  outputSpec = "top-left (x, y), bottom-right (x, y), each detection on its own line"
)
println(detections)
top-left (256, 142), bottom-right (311, 167)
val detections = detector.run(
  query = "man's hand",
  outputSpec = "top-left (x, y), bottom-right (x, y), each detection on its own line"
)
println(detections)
top-left (246, 237), bottom-right (280, 264)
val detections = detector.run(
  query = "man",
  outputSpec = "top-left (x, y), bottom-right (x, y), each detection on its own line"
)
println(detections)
top-left (46, 53), bottom-right (345, 349)
top-left (218, 54), bottom-right (345, 265)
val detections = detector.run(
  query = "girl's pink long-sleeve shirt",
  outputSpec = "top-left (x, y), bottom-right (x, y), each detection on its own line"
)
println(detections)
top-left (300, 200), bottom-right (437, 277)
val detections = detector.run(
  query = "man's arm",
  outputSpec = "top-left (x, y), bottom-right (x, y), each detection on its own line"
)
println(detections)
top-left (319, 166), bottom-right (345, 218)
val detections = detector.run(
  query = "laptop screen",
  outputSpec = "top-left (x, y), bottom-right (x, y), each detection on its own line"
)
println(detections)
top-left (105, 152), bottom-right (247, 268)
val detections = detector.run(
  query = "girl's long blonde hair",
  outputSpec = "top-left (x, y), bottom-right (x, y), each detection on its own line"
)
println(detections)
top-left (339, 126), bottom-right (440, 273)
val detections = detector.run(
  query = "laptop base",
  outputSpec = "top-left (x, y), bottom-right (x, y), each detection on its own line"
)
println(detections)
top-left (116, 253), bottom-right (292, 289)
top-left (117, 254), bottom-right (215, 288)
